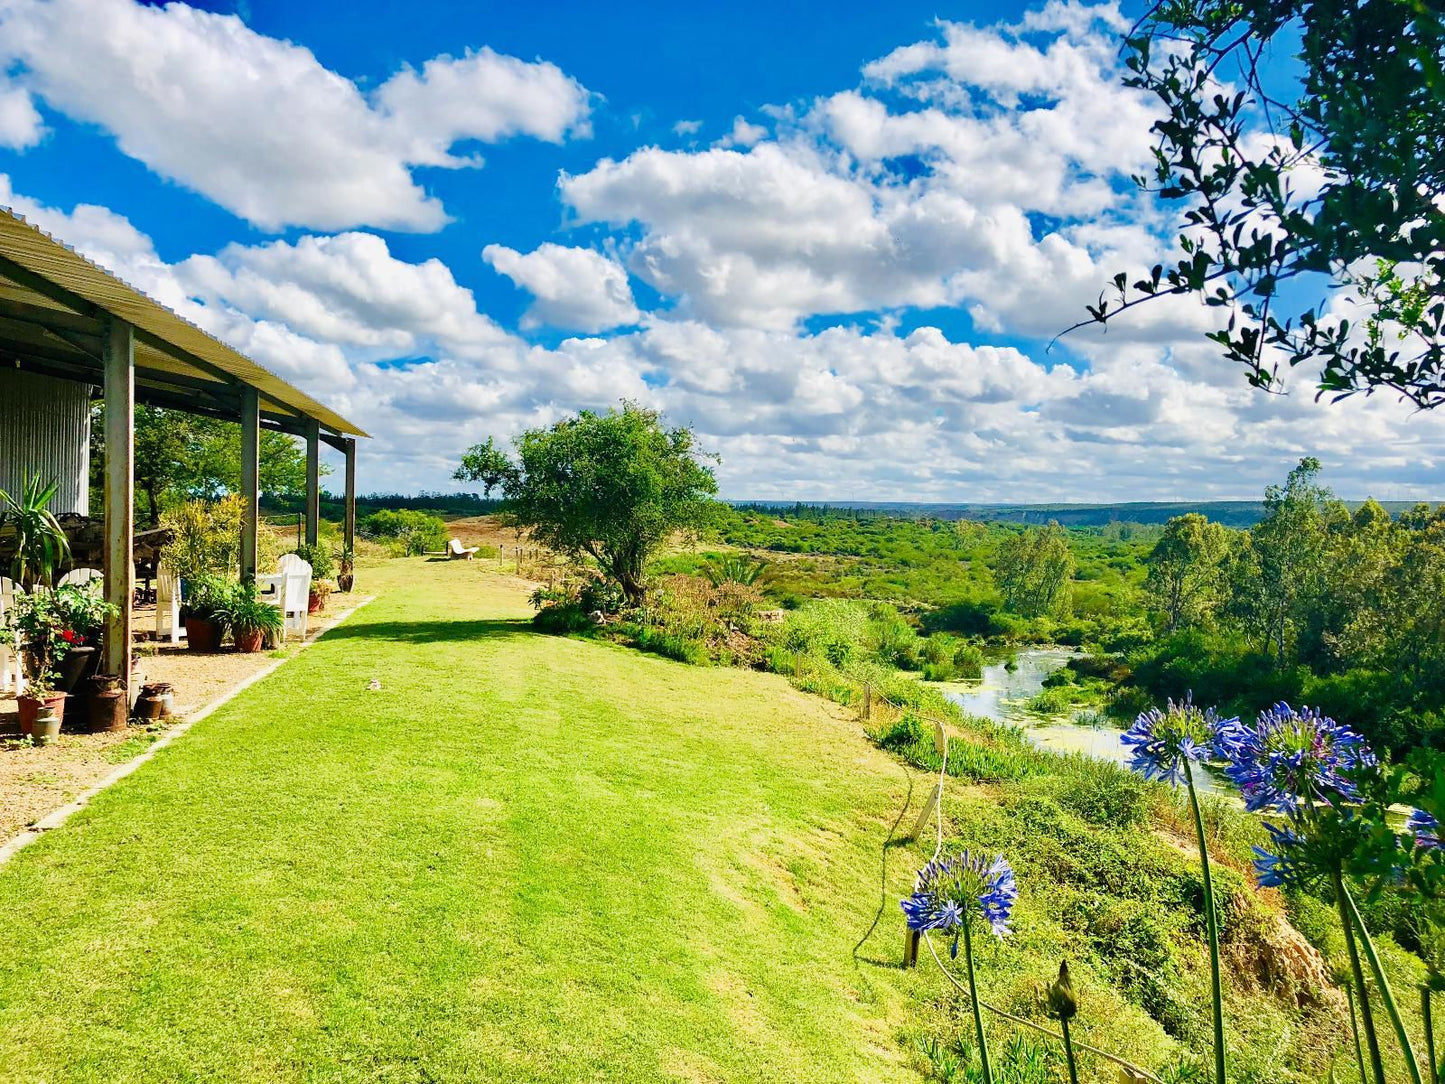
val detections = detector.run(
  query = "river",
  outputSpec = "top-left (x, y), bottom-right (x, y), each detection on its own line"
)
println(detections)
top-left (941, 647), bottom-right (1231, 798)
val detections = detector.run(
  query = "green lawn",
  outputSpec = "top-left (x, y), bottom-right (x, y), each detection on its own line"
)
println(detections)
top-left (0, 561), bottom-right (925, 1082)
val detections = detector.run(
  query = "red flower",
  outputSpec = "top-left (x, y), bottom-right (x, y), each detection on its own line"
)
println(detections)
top-left (60, 628), bottom-right (82, 644)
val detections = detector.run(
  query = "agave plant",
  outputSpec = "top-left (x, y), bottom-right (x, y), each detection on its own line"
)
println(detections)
top-left (702, 553), bottom-right (768, 587)
top-left (0, 475), bottom-right (71, 589)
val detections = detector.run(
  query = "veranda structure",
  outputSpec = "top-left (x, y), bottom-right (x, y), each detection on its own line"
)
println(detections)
top-left (0, 206), bottom-right (368, 682)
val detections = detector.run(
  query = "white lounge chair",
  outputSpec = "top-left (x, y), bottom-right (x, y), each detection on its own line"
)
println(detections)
top-left (0, 576), bottom-right (20, 694)
top-left (58, 566), bottom-right (103, 588)
top-left (427, 538), bottom-right (479, 561)
top-left (276, 554), bottom-right (313, 639)
top-left (156, 566), bottom-right (182, 644)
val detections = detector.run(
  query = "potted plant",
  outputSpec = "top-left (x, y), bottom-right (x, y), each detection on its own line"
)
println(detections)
top-left (0, 474), bottom-right (71, 589)
top-left (50, 582), bottom-right (117, 693)
top-left (5, 590), bottom-right (71, 734)
top-left (336, 546), bottom-right (355, 593)
top-left (180, 574), bottom-right (234, 652)
top-left (308, 578), bottom-right (334, 614)
top-left (221, 581), bottom-right (283, 653)
top-left (17, 671), bottom-right (67, 735)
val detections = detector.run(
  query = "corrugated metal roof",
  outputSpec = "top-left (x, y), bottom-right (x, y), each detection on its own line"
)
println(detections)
top-left (0, 206), bottom-right (367, 438)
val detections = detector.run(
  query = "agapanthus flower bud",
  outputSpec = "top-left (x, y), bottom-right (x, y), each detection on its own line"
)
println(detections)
top-left (1047, 960), bottom-right (1078, 1021)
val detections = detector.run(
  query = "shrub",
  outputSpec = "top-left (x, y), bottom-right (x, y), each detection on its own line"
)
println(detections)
top-left (289, 543), bottom-right (335, 579)
top-left (360, 509), bottom-right (449, 556)
top-left (533, 602), bottom-right (595, 634)
top-left (162, 497), bottom-right (246, 581)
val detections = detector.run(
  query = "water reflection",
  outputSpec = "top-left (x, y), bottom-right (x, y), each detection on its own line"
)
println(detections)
top-left (942, 647), bottom-right (1231, 799)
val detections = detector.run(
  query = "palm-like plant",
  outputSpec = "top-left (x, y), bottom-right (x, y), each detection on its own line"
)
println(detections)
top-left (702, 553), bottom-right (767, 587)
top-left (0, 475), bottom-right (71, 589)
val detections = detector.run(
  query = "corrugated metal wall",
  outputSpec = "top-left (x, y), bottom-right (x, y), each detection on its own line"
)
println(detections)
top-left (0, 369), bottom-right (92, 515)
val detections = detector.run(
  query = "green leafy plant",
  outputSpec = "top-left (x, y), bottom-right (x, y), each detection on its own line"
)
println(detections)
top-left (3, 588), bottom-right (73, 694)
top-left (0, 474), bottom-right (71, 589)
top-left (49, 582), bottom-right (118, 648)
top-left (161, 497), bottom-right (245, 582)
top-left (702, 553), bottom-right (768, 587)
top-left (181, 574), bottom-right (238, 627)
top-left (290, 543), bottom-right (336, 579)
top-left (219, 581), bottom-right (284, 644)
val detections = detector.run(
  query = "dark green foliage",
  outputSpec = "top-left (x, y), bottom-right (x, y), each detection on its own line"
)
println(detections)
top-left (290, 543), bottom-right (336, 580)
top-left (531, 602), bottom-right (596, 635)
top-left (456, 404), bottom-right (717, 604)
top-left (91, 404), bottom-right (315, 525)
top-left (1084, 0), bottom-right (1445, 407)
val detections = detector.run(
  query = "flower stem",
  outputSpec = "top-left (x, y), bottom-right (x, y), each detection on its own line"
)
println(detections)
top-left (1348, 982), bottom-right (1368, 1084)
top-left (1334, 868), bottom-right (1390, 1084)
top-left (1184, 761), bottom-right (1227, 1084)
top-left (1341, 882), bottom-right (1424, 1084)
top-left (960, 912), bottom-right (993, 1084)
top-left (1422, 984), bottom-right (1437, 1084)
top-left (1060, 1016), bottom-right (1080, 1084)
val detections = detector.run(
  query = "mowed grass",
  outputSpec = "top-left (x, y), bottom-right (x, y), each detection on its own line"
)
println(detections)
top-left (0, 561), bottom-right (925, 1083)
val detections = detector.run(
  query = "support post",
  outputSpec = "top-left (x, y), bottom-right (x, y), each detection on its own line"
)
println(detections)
top-left (102, 319), bottom-right (134, 682)
top-left (239, 387), bottom-right (260, 579)
top-left (343, 437), bottom-right (356, 556)
top-left (304, 418), bottom-right (320, 548)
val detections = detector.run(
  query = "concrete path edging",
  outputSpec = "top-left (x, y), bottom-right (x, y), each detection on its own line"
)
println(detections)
top-left (0, 594), bottom-right (376, 869)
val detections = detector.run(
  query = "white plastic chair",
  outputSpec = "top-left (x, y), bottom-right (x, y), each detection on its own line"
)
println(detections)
top-left (0, 576), bottom-right (20, 694)
top-left (155, 566), bottom-right (182, 644)
top-left (59, 566), bottom-right (103, 589)
top-left (277, 555), bottom-right (312, 639)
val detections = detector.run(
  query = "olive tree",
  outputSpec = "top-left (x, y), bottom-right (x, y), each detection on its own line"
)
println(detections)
top-left (454, 404), bottom-right (717, 605)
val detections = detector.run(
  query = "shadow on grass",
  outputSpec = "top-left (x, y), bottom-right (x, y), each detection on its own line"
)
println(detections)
top-left (321, 617), bottom-right (536, 645)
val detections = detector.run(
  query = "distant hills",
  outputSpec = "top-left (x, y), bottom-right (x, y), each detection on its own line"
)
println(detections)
top-left (729, 500), bottom-right (1437, 529)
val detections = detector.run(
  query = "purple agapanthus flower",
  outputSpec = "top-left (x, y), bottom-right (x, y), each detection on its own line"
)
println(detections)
top-left (1252, 822), bottom-right (1309, 887)
top-left (901, 850), bottom-right (1016, 954)
top-left (1121, 696), bottom-right (1242, 786)
top-left (1408, 809), bottom-right (1441, 852)
top-left (1224, 703), bottom-right (1375, 814)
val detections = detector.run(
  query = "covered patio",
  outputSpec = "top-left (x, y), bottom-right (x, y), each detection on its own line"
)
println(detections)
top-left (0, 205), bottom-right (368, 683)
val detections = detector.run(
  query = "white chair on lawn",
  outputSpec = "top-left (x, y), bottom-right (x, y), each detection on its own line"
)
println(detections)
top-left (59, 566), bottom-right (103, 589)
top-left (276, 554), bottom-right (312, 639)
top-left (0, 576), bottom-right (21, 695)
top-left (155, 565), bottom-right (182, 644)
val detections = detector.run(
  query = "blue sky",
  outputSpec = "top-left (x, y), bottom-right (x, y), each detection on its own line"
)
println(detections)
top-left (0, 0), bottom-right (1438, 501)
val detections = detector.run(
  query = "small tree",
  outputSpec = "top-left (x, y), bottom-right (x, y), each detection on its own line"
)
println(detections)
top-left (1147, 513), bottom-right (1231, 631)
top-left (994, 522), bottom-right (1075, 618)
top-left (454, 405), bottom-right (717, 605)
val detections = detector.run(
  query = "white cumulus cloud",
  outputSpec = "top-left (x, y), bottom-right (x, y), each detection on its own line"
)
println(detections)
top-left (0, 0), bottom-right (592, 232)
top-left (483, 243), bottom-right (640, 333)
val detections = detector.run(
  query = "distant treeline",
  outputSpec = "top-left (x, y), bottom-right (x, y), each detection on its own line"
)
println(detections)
top-left (729, 499), bottom-right (1434, 529)
top-left (263, 490), bottom-right (503, 520)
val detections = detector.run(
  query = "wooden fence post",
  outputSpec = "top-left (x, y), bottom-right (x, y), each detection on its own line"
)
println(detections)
top-left (863, 683), bottom-right (872, 720)
top-left (910, 780), bottom-right (942, 841)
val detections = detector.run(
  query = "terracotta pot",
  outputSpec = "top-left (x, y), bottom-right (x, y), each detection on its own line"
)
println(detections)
top-left (184, 616), bottom-right (221, 652)
top-left (307, 591), bottom-right (326, 614)
top-left (18, 692), bottom-right (67, 736)
top-left (233, 628), bottom-right (265, 653)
